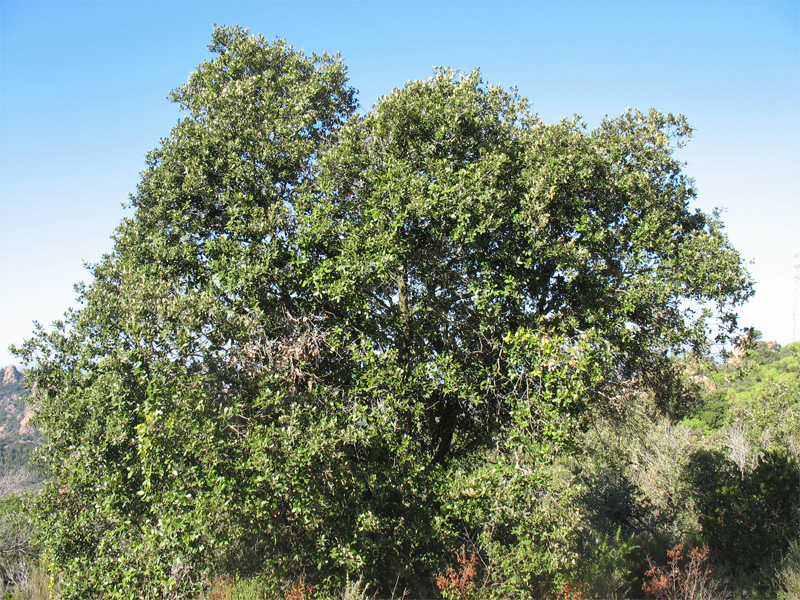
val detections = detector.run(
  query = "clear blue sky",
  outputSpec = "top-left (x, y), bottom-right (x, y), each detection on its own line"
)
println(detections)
top-left (1, 1), bottom-right (798, 366)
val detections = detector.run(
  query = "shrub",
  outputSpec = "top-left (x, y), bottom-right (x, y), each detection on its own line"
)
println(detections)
top-left (643, 544), bottom-right (730, 600)
top-left (573, 529), bottom-right (639, 599)
top-left (0, 490), bottom-right (40, 598)
top-left (775, 539), bottom-right (800, 600)
top-left (689, 448), bottom-right (799, 587)
top-left (436, 549), bottom-right (479, 600)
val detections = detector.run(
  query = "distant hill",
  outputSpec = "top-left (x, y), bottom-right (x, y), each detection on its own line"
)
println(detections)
top-left (0, 366), bottom-right (40, 473)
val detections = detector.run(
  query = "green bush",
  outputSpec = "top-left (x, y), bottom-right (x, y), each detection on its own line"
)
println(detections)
top-left (689, 448), bottom-right (799, 591)
top-left (776, 539), bottom-right (800, 600)
top-left (573, 528), bottom-right (640, 599)
top-left (0, 490), bottom-right (41, 599)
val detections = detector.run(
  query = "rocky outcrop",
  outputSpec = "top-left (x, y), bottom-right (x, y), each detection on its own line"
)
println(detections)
top-left (0, 367), bottom-right (39, 462)
top-left (2, 365), bottom-right (22, 386)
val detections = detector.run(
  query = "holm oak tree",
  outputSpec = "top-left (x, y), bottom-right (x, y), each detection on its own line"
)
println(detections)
top-left (15, 26), bottom-right (752, 598)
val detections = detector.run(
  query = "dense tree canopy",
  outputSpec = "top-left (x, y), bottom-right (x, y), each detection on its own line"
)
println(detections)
top-left (15, 26), bottom-right (753, 598)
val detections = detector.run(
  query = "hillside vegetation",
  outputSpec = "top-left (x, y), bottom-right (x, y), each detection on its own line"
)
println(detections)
top-left (7, 26), bottom-right (798, 600)
top-left (0, 367), bottom-right (44, 597)
top-left (5, 340), bottom-right (798, 598)
top-left (0, 366), bottom-right (39, 474)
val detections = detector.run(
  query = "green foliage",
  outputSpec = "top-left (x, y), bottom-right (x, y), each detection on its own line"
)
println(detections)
top-left (13, 26), bottom-right (753, 598)
top-left (0, 491), bottom-right (40, 598)
top-left (696, 340), bottom-right (800, 434)
top-left (436, 448), bottom-right (583, 597)
top-left (574, 528), bottom-right (640, 599)
top-left (776, 539), bottom-right (800, 600)
top-left (0, 447), bottom-right (35, 476)
top-left (677, 337), bottom-right (800, 594)
top-left (0, 380), bottom-right (25, 400)
top-left (688, 448), bottom-right (799, 590)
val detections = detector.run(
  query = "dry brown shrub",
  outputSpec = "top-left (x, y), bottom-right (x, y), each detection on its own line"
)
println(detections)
top-left (643, 544), bottom-right (730, 600)
top-left (207, 575), bottom-right (234, 600)
top-left (557, 579), bottom-right (587, 600)
top-left (285, 576), bottom-right (313, 600)
top-left (436, 548), bottom-right (479, 600)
